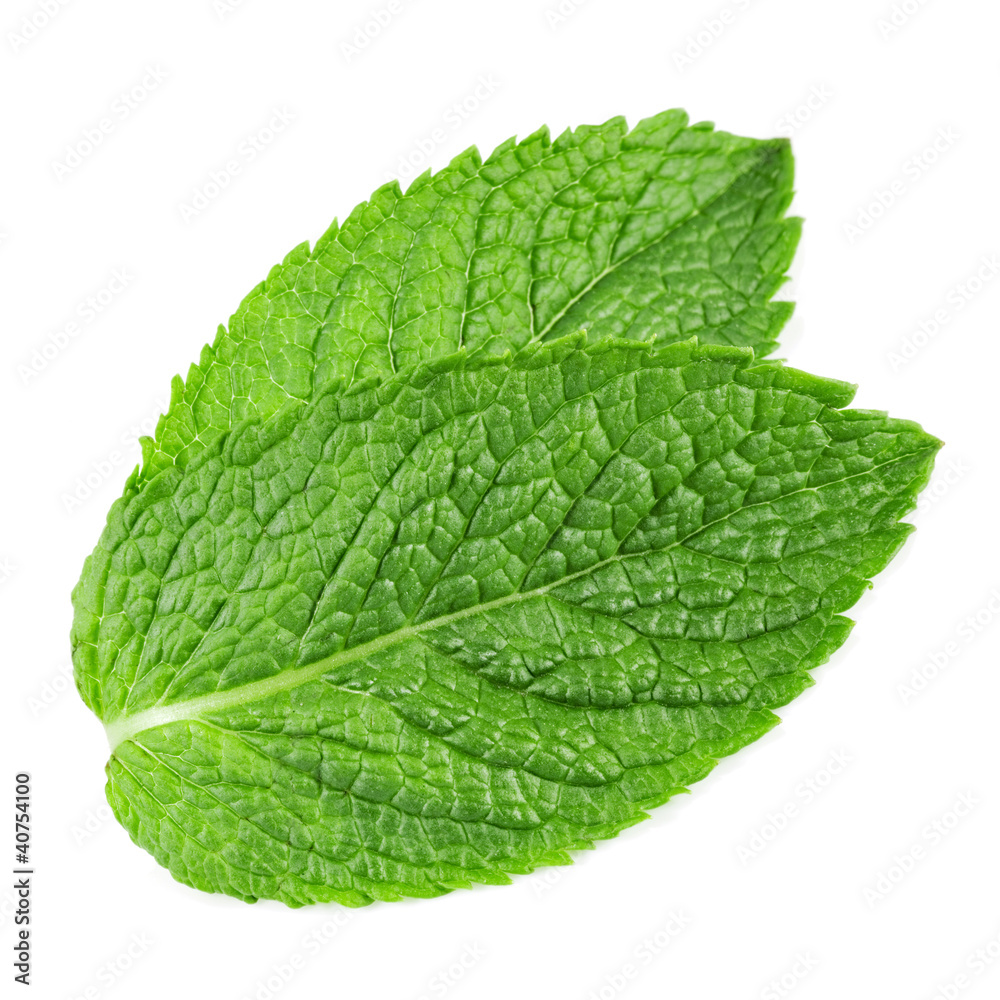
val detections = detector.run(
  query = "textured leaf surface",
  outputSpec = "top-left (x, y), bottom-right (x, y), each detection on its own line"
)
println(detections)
top-left (72, 340), bottom-right (938, 906)
top-left (139, 110), bottom-right (798, 487)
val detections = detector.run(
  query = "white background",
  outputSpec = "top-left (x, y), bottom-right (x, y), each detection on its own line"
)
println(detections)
top-left (3, 1), bottom-right (999, 998)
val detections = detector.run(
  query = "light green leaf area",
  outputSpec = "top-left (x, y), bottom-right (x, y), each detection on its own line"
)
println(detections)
top-left (139, 109), bottom-right (799, 487)
top-left (71, 339), bottom-right (939, 906)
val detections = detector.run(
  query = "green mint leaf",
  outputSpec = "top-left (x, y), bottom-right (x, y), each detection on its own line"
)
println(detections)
top-left (139, 110), bottom-right (798, 486)
top-left (72, 339), bottom-right (939, 906)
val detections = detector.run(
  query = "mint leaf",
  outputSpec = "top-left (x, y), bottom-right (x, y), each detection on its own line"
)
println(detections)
top-left (139, 110), bottom-right (798, 486)
top-left (72, 339), bottom-right (938, 906)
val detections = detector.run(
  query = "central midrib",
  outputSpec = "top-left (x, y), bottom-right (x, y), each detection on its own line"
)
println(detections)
top-left (102, 443), bottom-right (919, 752)
top-left (102, 552), bottom-right (625, 752)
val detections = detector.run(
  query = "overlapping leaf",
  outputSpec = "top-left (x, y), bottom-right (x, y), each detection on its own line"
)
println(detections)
top-left (72, 340), bottom-right (939, 906)
top-left (138, 110), bottom-right (798, 486)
